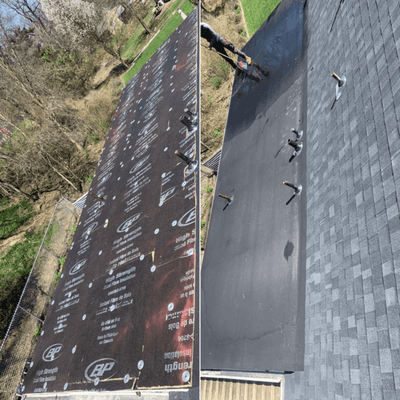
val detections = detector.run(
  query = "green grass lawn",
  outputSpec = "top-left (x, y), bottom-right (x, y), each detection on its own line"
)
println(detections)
top-left (0, 199), bottom-right (35, 239)
top-left (0, 221), bottom-right (56, 338)
top-left (156, 0), bottom-right (186, 28)
top-left (180, 0), bottom-right (195, 16)
top-left (241, 0), bottom-right (281, 38)
top-left (121, 0), bottom-right (190, 62)
top-left (123, 12), bottom-right (184, 84)
top-left (121, 4), bottom-right (155, 61)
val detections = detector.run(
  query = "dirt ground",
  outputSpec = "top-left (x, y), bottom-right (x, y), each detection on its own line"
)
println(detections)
top-left (200, 0), bottom-right (249, 257)
top-left (0, 199), bottom-right (79, 400)
top-left (200, 1), bottom-right (249, 160)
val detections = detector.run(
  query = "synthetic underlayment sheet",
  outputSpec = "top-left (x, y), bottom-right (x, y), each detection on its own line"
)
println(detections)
top-left (201, 0), bottom-right (308, 372)
top-left (23, 7), bottom-right (199, 394)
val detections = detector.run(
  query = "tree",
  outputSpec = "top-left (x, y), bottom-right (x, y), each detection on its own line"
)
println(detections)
top-left (0, 16), bottom-right (89, 198)
top-left (85, 0), bottom-right (151, 33)
top-left (0, 0), bottom-right (47, 28)
top-left (119, 0), bottom-right (150, 34)
top-left (40, 0), bottom-right (129, 67)
top-left (0, 45), bottom-right (85, 152)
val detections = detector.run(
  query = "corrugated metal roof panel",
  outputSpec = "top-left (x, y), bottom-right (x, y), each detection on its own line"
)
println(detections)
top-left (201, 378), bottom-right (281, 400)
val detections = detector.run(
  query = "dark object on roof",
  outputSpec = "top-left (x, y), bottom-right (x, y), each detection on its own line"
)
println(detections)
top-left (201, 0), bottom-right (308, 373)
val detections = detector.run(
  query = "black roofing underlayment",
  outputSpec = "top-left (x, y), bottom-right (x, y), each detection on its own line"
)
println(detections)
top-left (23, 7), bottom-right (199, 394)
top-left (201, 0), bottom-right (308, 372)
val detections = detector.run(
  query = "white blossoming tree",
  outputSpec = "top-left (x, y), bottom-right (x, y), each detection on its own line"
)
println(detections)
top-left (40, 0), bottom-right (128, 67)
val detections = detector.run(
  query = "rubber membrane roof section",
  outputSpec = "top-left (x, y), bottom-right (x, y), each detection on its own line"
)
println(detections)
top-left (23, 6), bottom-right (200, 394)
top-left (201, 0), bottom-right (308, 372)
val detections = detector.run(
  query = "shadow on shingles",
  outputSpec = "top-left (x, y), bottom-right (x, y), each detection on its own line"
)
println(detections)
top-left (284, 240), bottom-right (294, 261)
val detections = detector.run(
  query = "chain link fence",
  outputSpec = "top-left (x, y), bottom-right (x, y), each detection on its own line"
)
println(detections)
top-left (0, 197), bottom-right (82, 400)
top-left (202, 148), bottom-right (221, 173)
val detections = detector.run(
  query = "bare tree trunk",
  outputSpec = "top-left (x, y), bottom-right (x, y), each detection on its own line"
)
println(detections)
top-left (0, 0), bottom-right (46, 29)
top-left (48, 115), bottom-right (84, 152)
top-left (0, 27), bottom-right (84, 152)
top-left (103, 42), bottom-right (128, 68)
top-left (0, 153), bottom-right (20, 166)
top-left (120, 1), bottom-right (151, 34)
top-left (135, 14), bottom-right (151, 34)
top-left (0, 112), bottom-right (30, 139)
top-left (0, 180), bottom-right (35, 201)
top-left (45, 159), bottom-right (79, 192)
top-left (0, 184), bottom-right (11, 196)
top-left (31, 21), bottom-right (66, 51)
top-left (0, 180), bottom-right (20, 194)
top-left (42, 148), bottom-right (84, 186)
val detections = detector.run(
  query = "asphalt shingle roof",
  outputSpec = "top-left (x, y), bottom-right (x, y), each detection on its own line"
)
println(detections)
top-left (285, 0), bottom-right (400, 398)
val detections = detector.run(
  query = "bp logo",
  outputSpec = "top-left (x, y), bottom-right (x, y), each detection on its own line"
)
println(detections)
top-left (160, 187), bottom-right (176, 205)
top-left (82, 222), bottom-right (98, 238)
top-left (138, 118), bottom-right (156, 137)
top-left (69, 259), bottom-right (87, 275)
top-left (117, 213), bottom-right (141, 233)
top-left (97, 172), bottom-right (112, 187)
top-left (130, 155), bottom-right (150, 174)
top-left (180, 248), bottom-right (194, 258)
top-left (178, 207), bottom-right (195, 227)
top-left (84, 358), bottom-right (118, 381)
top-left (42, 344), bottom-right (63, 362)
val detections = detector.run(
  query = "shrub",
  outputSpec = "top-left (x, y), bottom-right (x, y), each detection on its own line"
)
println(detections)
top-left (34, 326), bottom-right (42, 338)
top-left (85, 174), bottom-right (94, 185)
top-left (88, 133), bottom-right (100, 144)
top-left (210, 76), bottom-right (222, 89)
top-left (55, 272), bottom-right (61, 282)
top-left (213, 127), bottom-right (221, 138)
top-left (0, 199), bottom-right (35, 239)
top-left (0, 226), bottom-right (48, 338)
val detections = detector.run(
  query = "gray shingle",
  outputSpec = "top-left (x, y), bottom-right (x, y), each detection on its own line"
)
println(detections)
top-left (385, 287), bottom-right (397, 306)
top-left (364, 292), bottom-right (376, 313)
top-left (285, 1), bottom-right (400, 398)
top-left (368, 326), bottom-right (379, 343)
top-left (389, 327), bottom-right (400, 349)
top-left (387, 304), bottom-right (400, 328)
top-left (380, 348), bottom-right (393, 373)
